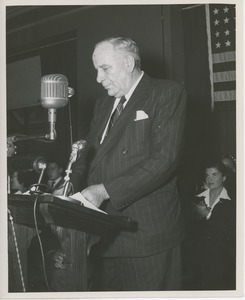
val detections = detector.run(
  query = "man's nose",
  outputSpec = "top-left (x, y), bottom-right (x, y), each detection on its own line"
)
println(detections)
top-left (96, 69), bottom-right (105, 83)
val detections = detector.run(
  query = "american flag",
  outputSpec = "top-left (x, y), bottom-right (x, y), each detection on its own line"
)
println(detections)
top-left (205, 4), bottom-right (236, 110)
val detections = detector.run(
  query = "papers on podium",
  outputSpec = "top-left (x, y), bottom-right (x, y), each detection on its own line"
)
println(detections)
top-left (69, 192), bottom-right (107, 214)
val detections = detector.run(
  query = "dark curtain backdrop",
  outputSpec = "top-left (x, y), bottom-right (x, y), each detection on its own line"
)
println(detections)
top-left (179, 5), bottom-right (236, 203)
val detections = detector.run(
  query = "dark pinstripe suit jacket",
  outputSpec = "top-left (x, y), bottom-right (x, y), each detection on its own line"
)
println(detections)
top-left (80, 73), bottom-right (186, 257)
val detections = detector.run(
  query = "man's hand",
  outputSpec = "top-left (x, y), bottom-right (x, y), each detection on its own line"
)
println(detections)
top-left (47, 249), bottom-right (66, 269)
top-left (81, 184), bottom-right (110, 208)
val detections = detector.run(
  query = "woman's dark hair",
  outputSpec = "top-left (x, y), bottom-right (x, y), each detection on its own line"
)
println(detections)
top-left (205, 160), bottom-right (227, 177)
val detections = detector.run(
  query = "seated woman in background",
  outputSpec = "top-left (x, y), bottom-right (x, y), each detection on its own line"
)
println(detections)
top-left (189, 160), bottom-right (236, 290)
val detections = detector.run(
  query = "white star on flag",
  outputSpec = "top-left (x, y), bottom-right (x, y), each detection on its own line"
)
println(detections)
top-left (224, 17), bottom-right (229, 24)
top-left (223, 7), bottom-right (229, 13)
top-left (213, 8), bottom-right (219, 14)
top-left (214, 19), bottom-right (219, 25)
top-left (225, 40), bottom-right (231, 47)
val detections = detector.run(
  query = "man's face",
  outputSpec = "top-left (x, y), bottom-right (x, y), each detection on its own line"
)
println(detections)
top-left (47, 163), bottom-right (62, 181)
top-left (92, 42), bottom-right (132, 97)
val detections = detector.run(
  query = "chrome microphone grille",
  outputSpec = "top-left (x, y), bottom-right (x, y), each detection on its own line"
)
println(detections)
top-left (40, 74), bottom-right (69, 108)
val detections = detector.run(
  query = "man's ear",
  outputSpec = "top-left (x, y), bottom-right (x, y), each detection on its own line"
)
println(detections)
top-left (124, 55), bottom-right (135, 72)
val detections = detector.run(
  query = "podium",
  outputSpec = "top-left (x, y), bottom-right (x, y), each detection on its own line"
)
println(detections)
top-left (8, 193), bottom-right (135, 292)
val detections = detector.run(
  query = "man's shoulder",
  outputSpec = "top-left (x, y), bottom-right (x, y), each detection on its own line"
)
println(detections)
top-left (145, 74), bottom-right (184, 90)
top-left (152, 78), bottom-right (183, 89)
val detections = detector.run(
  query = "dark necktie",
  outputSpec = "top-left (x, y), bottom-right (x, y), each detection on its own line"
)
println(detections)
top-left (105, 96), bottom-right (126, 137)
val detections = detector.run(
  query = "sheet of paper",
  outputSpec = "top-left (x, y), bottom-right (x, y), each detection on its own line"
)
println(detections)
top-left (70, 192), bottom-right (107, 214)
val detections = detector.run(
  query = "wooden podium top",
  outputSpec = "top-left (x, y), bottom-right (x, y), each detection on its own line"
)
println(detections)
top-left (8, 193), bottom-right (136, 237)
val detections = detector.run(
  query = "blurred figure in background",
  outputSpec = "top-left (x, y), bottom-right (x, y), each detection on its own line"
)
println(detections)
top-left (46, 159), bottom-right (72, 196)
top-left (27, 226), bottom-right (66, 292)
top-left (186, 160), bottom-right (236, 290)
top-left (10, 170), bottom-right (39, 194)
top-left (46, 160), bottom-right (64, 190)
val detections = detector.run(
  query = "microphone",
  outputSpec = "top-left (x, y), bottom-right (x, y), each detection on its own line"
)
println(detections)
top-left (62, 139), bottom-right (87, 196)
top-left (69, 139), bottom-right (87, 164)
top-left (40, 74), bottom-right (75, 140)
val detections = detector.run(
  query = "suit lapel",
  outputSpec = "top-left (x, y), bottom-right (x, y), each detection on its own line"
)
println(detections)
top-left (89, 74), bottom-right (151, 173)
top-left (94, 96), bottom-right (115, 144)
top-left (55, 178), bottom-right (64, 189)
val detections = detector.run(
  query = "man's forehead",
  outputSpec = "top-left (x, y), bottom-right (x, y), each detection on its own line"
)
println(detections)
top-left (94, 42), bottom-right (113, 55)
top-left (48, 163), bottom-right (58, 168)
top-left (93, 42), bottom-right (125, 62)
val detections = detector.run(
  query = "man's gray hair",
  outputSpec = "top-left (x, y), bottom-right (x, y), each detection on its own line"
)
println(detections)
top-left (95, 37), bottom-right (141, 69)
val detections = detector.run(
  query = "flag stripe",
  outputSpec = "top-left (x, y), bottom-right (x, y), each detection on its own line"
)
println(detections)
top-left (212, 51), bottom-right (235, 63)
top-left (214, 81), bottom-right (236, 91)
top-left (206, 4), bottom-right (236, 107)
top-left (213, 61), bottom-right (236, 72)
top-left (214, 90), bottom-right (236, 101)
top-left (213, 70), bottom-right (236, 82)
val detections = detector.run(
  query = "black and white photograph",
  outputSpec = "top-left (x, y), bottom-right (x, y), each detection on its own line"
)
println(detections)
top-left (0, 0), bottom-right (243, 299)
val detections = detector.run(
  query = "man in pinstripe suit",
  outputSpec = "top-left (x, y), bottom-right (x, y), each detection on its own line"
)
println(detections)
top-left (76, 37), bottom-right (186, 291)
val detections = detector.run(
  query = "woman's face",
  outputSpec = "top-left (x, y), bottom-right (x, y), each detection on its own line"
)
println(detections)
top-left (205, 167), bottom-right (226, 190)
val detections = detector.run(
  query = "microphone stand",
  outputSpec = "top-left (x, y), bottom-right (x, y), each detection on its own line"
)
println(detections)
top-left (62, 145), bottom-right (79, 196)
top-left (9, 132), bottom-right (56, 143)
top-left (34, 163), bottom-right (47, 192)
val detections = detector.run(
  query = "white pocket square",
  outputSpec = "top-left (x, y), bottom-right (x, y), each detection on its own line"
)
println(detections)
top-left (134, 110), bottom-right (149, 121)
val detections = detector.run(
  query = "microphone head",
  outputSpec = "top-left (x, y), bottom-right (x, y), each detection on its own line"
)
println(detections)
top-left (72, 139), bottom-right (87, 151)
top-left (40, 74), bottom-right (69, 109)
top-left (32, 156), bottom-right (48, 173)
top-left (69, 140), bottom-right (87, 163)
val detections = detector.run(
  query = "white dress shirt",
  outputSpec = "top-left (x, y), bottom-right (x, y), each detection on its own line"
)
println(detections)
top-left (196, 187), bottom-right (231, 219)
top-left (100, 71), bottom-right (144, 144)
top-left (48, 176), bottom-right (62, 188)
